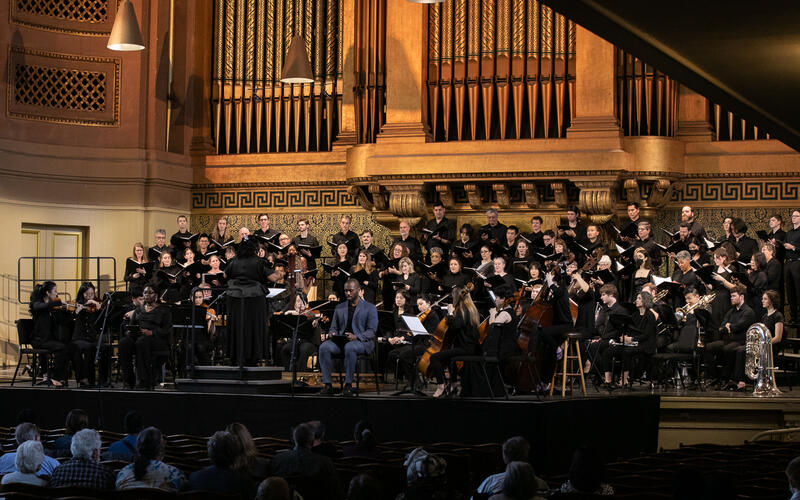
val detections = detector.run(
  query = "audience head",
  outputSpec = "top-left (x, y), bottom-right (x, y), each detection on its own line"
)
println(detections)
top-left (503, 461), bottom-right (539, 500)
top-left (292, 422), bottom-right (315, 450)
top-left (568, 446), bottom-right (606, 493)
top-left (404, 448), bottom-right (447, 486)
top-left (15, 440), bottom-right (44, 475)
top-left (71, 428), bottom-right (102, 461)
top-left (502, 436), bottom-right (530, 465)
top-left (15, 422), bottom-right (39, 445)
top-left (123, 411), bottom-right (144, 435)
top-left (353, 420), bottom-right (376, 450)
top-left (226, 422), bottom-right (258, 466)
top-left (207, 431), bottom-right (242, 469)
top-left (65, 409), bottom-right (90, 435)
top-left (347, 473), bottom-right (383, 500)
top-left (134, 427), bottom-right (165, 479)
top-left (787, 456), bottom-right (800, 494)
top-left (256, 477), bottom-right (291, 500)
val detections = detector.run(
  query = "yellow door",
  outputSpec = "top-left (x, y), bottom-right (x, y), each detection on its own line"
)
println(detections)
top-left (20, 225), bottom-right (85, 306)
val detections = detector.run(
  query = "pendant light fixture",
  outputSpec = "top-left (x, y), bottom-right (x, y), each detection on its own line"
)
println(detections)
top-left (107, 0), bottom-right (145, 51)
top-left (280, 35), bottom-right (314, 84)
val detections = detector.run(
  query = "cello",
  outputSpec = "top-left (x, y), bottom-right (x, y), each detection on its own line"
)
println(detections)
top-left (417, 283), bottom-right (474, 376)
top-left (513, 269), bottom-right (556, 392)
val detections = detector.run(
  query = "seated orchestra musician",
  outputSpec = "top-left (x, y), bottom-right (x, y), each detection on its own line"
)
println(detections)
top-left (703, 284), bottom-right (755, 387)
top-left (276, 291), bottom-right (322, 372)
top-left (429, 286), bottom-right (481, 398)
top-left (119, 284), bottom-right (172, 390)
top-left (385, 292), bottom-right (441, 388)
top-left (70, 282), bottom-right (111, 388)
top-left (601, 291), bottom-right (656, 388)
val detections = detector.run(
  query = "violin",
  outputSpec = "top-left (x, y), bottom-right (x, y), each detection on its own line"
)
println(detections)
top-left (478, 287), bottom-right (524, 344)
top-left (52, 297), bottom-right (100, 313)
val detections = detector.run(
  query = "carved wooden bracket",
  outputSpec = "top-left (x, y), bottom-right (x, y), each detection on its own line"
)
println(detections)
top-left (647, 178), bottom-right (680, 209)
top-left (436, 184), bottom-right (454, 209)
top-left (624, 179), bottom-right (641, 204)
top-left (385, 185), bottom-right (428, 218)
top-left (368, 183), bottom-right (388, 211)
top-left (551, 182), bottom-right (568, 208)
top-left (348, 185), bottom-right (374, 211)
top-left (574, 180), bottom-right (619, 224)
top-left (522, 183), bottom-right (539, 208)
top-left (464, 184), bottom-right (482, 210)
top-left (492, 183), bottom-right (511, 209)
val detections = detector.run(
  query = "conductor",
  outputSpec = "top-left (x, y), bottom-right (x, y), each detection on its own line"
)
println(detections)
top-left (318, 278), bottom-right (378, 396)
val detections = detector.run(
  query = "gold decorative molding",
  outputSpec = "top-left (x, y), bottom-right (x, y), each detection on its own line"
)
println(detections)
top-left (349, 185), bottom-right (374, 211)
top-left (493, 183), bottom-right (511, 209)
top-left (436, 184), bottom-right (454, 209)
top-left (647, 178), bottom-right (679, 209)
top-left (624, 178), bottom-right (640, 204)
top-left (368, 183), bottom-right (388, 211)
top-left (464, 184), bottom-right (482, 209)
top-left (522, 183), bottom-right (539, 208)
top-left (574, 179), bottom-right (619, 224)
top-left (7, 46), bottom-right (119, 127)
top-left (10, 0), bottom-right (115, 36)
top-left (385, 185), bottom-right (428, 218)
top-left (551, 182), bottom-right (568, 208)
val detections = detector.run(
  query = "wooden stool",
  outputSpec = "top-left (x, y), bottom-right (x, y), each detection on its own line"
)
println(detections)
top-left (550, 332), bottom-right (586, 397)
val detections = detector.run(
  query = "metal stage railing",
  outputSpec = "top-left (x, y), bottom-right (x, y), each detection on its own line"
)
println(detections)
top-left (17, 256), bottom-right (118, 304)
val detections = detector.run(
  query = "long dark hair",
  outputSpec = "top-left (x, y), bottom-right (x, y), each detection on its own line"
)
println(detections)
top-left (237, 237), bottom-right (259, 259)
top-left (134, 427), bottom-right (164, 480)
top-left (76, 283), bottom-right (95, 305)
top-left (29, 281), bottom-right (57, 313)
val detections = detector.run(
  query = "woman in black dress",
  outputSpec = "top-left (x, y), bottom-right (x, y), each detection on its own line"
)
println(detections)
top-left (225, 238), bottom-right (275, 366)
top-left (70, 282), bottom-right (107, 388)
top-left (352, 250), bottom-right (380, 304)
top-left (330, 243), bottom-right (352, 301)
top-left (385, 290), bottom-right (414, 380)
top-left (396, 257), bottom-right (421, 296)
top-left (709, 247), bottom-right (734, 327)
top-left (441, 257), bottom-right (471, 293)
top-left (150, 252), bottom-right (184, 304)
top-left (430, 286), bottom-right (481, 398)
top-left (602, 291), bottom-right (656, 387)
top-left (29, 281), bottom-right (69, 386)
top-left (121, 284), bottom-right (173, 390)
top-left (629, 247), bottom-right (653, 302)
top-left (380, 242), bottom-right (408, 307)
top-left (125, 243), bottom-right (150, 290)
top-left (511, 240), bottom-right (533, 281)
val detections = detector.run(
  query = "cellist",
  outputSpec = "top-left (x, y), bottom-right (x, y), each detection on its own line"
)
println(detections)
top-left (430, 286), bottom-right (481, 398)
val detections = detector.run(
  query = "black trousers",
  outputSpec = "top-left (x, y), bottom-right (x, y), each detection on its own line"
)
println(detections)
top-left (387, 344), bottom-right (426, 383)
top-left (70, 339), bottom-right (111, 384)
top-left (785, 260), bottom-right (800, 323)
top-left (602, 345), bottom-right (647, 376)
top-left (280, 340), bottom-right (317, 371)
top-left (704, 339), bottom-right (742, 380)
top-left (429, 347), bottom-right (467, 385)
top-left (119, 334), bottom-right (169, 388)
top-left (32, 340), bottom-right (68, 381)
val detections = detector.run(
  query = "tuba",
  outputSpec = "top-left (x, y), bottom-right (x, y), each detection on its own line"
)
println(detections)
top-left (745, 323), bottom-right (782, 397)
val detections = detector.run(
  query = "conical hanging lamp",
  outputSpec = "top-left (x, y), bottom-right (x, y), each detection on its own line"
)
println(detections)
top-left (280, 35), bottom-right (314, 83)
top-left (107, 0), bottom-right (145, 51)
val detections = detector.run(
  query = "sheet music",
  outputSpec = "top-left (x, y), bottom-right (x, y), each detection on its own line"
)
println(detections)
top-left (401, 315), bottom-right (430, 336)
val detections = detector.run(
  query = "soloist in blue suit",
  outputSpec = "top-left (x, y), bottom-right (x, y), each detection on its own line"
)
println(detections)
top-left (318, 298), bottom-right (379, 384)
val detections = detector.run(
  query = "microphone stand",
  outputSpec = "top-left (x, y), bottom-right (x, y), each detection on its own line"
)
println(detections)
top-left (93, 292), bottom-right (114, 430)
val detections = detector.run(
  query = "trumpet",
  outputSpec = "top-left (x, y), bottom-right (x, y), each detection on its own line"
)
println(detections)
top-left (653, 288), bottom-right (670, 303)
top-left (674, 292), bottom-right (716, 324)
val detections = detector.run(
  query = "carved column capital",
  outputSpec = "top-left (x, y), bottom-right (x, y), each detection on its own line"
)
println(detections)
top-left (368, 183), bottom-right (388, 211)
top-left (623, 179), bottom-right (641, 204)
top-left (574, 180), bottom-right (619, 224)
top-left (436, 184), bottom-right (454, 209)
top-left (464, 184), bottom-right (482, 210)
top-left (647, 178), bottom-right (680, 209)
top-left (551, 182), bottom-right (568, 208)
top-left (492, 183), bottom-right (511, 209)
top-left (349, 185), bottom-right (374, 211)
top-left (522, 183), bottom-right (539, 208)
top-left (385, 184), bottom-right (428, 218)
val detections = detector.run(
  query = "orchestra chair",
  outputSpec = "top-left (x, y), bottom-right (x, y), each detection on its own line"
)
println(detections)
top-left (549, 332), bottom-right (586, 397)
top-left (12, 319), bottom-right (50, 386)
top-left (333, 348), bottom-right (381, 395)
top-left (774, 338), bottom-right (800, 390)
top-left (650, 321), bottom-right (702, 388)
top-left (450, 354), bottom-right (509, 399)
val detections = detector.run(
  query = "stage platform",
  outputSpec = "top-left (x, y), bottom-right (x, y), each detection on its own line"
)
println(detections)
top-left (0, 384), bottom-right (659, 475)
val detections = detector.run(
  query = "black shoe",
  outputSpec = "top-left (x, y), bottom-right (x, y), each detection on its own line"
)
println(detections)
top-left (318, 385), bottom-right (333, 397)
top-left (342, 385), bottom-right (355, 397)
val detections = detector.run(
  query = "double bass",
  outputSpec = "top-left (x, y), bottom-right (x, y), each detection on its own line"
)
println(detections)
top-left (417, 283), bottom-right (474, 376)
top-left (514, 270), bottom-right (556, 392)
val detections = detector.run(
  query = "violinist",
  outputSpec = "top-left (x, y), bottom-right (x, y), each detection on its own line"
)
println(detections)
top-left (278, 292), bottom-right (321, 371)
top-left (125, 242), bottom-right (150, 290)
top-left (29, 281), bottom-right (69, 386)
top-left (567, 261), bottom-right (595, 337)
top-left (150, 251), bottom-right (184, 304)
top-left (393, 294), bottom-right (441, 386)
top-left (483, 287), bottom-right (522, 380)
top-left (351, 250), bottom-right (379, 304)
top-left (441, 257), bottom-right (471, 292)
top-left (70, 282), bottom-right (108, 388)
top-left (384, 291), bottom-right (414, 380)
top-left (380, 242), bottom-right (408, 306)
top-left (430, 286), bottom-right (480, 398)
top-left (119, 284), bottom-right (173, 390)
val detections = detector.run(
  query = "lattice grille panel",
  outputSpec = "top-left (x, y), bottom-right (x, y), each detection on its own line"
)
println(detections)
top-left (14, 64), bottom-right (107, 112)
top-left (15, 0), bottom-right (108, 23)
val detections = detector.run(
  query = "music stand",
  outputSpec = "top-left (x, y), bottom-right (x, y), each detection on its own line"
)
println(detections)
top-left (92, 291), bottom-right (130, 428)
top-left (392, 315), bottom-right (431, 397)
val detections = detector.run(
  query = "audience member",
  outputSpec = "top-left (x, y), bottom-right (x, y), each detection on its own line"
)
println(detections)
top-left (342, 420), bottom-right (382, 460)
top-left (0, 423), bottom-right (60, 476)
top-left (346, 472), bottom-right (383, 500)
top-left (50, 428), bottom-right (115, 489)
top-left (256, 476), bottom-right (303, 500)
top-left (104, 411), bottom-right (143, 462)
top-left (787, 456), bottom-right (800, 500)
top-left (398, 447), bottom-right (453, 500)
top-left (559, 446), bottom-right (613, 496)
top-left (488, 462), bottom-right (545, 500)
top-left (116, 427), bottom-right (186, 492)
top-left (308, 420), bottom-right (340, 458)
top-left (227, 422), bottom-right (270, 481)
top-left (189, 430), bottom-right (256, 499)
top-left (475, 436), bottom-right (547, 497)
top-left (0, 440), bottom-right (47, 487)
top-left (51, 408), bottom-right (89, 458)
top-left (269, 422), bottom-right (339, 500)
